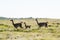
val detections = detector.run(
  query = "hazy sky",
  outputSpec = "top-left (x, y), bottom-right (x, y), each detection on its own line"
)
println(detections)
top-left (0, 0), bottom-right (60, 18)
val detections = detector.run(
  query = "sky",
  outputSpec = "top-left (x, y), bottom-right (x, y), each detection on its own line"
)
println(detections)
top-left (0, 0), bottom-right (60, 18)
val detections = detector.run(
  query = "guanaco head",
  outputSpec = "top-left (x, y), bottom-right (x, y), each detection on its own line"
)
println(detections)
top-left (10, 19), bottom-right (13, 21)
top-left (35, 18), bottom-right (37, 21)
top-left (46, 22), bottom-right (48, 23)
top-left (24, 22), bottom-right (26, 24)
top-left (20, 22), bottom-right (23, 23)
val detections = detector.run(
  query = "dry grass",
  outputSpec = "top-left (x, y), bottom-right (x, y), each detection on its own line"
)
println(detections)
top-left (0, 18), bottom-right (60, 40)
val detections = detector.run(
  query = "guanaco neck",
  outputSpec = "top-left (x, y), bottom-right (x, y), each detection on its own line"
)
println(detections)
top-left (36, 19), bottom-right (39, 24)
top-left (11, 20), bottom-right (14, 25)
top-left (24, 23), bottom-right (26, 26)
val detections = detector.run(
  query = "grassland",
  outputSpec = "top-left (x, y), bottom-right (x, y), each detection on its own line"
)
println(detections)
top-left (0, 18), bottom-right (60, 40)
